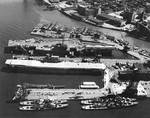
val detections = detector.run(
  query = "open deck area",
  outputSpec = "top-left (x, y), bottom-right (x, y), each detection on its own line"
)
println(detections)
top-left (25, 88), bottom-right (109, 100)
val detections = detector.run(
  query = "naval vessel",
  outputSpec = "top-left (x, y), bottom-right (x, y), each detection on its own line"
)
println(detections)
top-left (5, 59), bottom-right (106, 75)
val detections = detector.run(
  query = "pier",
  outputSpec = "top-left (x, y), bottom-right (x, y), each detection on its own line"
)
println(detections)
top-left (101, 59), bottom-right (143, 67)
top-left (24, 88), bottom-right (109, 100)
top-left (12, 68), bottom-right (133, 102)
top-left (14, 81), bottom-right (130, 102)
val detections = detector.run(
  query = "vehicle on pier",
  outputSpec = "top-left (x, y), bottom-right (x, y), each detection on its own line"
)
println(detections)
top-left (79, 82), bottom-right (99, 89)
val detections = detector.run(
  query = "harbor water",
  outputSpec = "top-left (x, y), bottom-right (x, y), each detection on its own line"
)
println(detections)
top-left (0, 0), bottom-right (150, 118)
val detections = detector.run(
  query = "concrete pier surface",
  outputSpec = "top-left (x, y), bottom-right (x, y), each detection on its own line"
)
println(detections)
top-left (25, 88), bottom-right (109, 100)
top-left (101, 58), bottom-right (143, 67)
top-left (14, 68), bottom-right (131, 101)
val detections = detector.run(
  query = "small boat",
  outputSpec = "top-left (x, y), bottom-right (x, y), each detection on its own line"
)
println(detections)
top-left (81, 100), bottom-right (94, 105)
top-left (122, 101), bottom-right (138, 107)
top-left (125, 97), bottom-right (136, 102)
top-left (81, 105), bottom-right (107, 110)
top-left (80, 99), bottom-right (104, 105)
top-left (54, 103), bottom-right (69, 109)
top-left (20, 100), bottom-right (37, 106)
top-left (19, 106), bottom-right (39, 111)
top-left (20, 99), bottom-right (45, 106)
top-left (40, 103), bottom-right (69, 110)
top-left (51, 99), bottom-right (68, 104)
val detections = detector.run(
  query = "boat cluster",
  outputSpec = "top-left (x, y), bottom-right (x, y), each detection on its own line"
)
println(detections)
top-left (31, 22), bottom-right (106, 40)
top-left (138, 49), bottom-right (150, 58)
top-left (112, 62), bottom-right (139, 71)
top-left (19, 99), bottom-right (68, 111)
top-left (132, 46), bottom-right (150, 58)
top-left (81, 95), bottom-right (138, 110)
top-left (106, 35), bottom-right (129, 49)
top-left (30, 22), bottom-right (131, 51)
top-left (31, 22), bottom-right (69, 38)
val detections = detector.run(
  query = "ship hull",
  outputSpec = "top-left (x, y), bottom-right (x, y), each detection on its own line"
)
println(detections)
top-left (3, 65), bottom-right (104, 75)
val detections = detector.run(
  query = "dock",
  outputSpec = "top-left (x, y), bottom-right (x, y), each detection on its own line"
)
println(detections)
top-left (24, 88), bottom-right (109, 100)
top-left (7, 38), bottom-right (82, 51)
top-left (101, 59), bottom-right (143, 67)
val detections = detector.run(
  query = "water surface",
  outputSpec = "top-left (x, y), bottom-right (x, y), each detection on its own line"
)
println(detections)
top-left (0, 0), bottom-right (150, 118)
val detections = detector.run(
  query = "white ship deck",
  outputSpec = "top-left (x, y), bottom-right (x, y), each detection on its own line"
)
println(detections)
top-left (5, 59), bottom-right (106, 70)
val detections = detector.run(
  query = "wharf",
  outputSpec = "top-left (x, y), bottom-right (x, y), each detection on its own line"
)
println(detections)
top-left (5, 37), bottom-right (123, 58)
top-left (101, 59), bottom-right (143, 67)
top-left (7, 38), bottom-right (83, 51)
top-left (13, 69), bottom-right (130, 101)
top-left (30, 22), bottom-right (129, 50)
top-left (24, 88), bottom-right (109, 100)
top-left (101, 23), bottom-right (125, 31)
top-left (128, 51), bottom-right (150, 61)
top-left (101, 50), bottom-right (150, 67)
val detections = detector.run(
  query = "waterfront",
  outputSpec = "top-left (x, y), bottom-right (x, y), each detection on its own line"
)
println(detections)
top-left (0, 0), bottom-right (150, 118)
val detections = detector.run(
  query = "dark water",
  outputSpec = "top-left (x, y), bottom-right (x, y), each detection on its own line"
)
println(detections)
top-left (0, 0), bottom-right (150, 118)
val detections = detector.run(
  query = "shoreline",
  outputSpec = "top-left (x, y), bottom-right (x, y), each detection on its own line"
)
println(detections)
top-left (33, 5), bottom-right (150, 50)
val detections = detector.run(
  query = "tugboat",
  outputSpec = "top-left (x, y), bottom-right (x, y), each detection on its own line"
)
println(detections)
top-left (19, 106), bottom-right (39, 111)
top-left (52, 99), bottom-right (68, 104)
top-left (53, 103), bottom-right (69, 109)
top-left (80, 98), bottom-right (104, 105)
top-left (20, 101), bottom-right (36, 106)
top-left (81, 105), bottom-right (107, 110)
